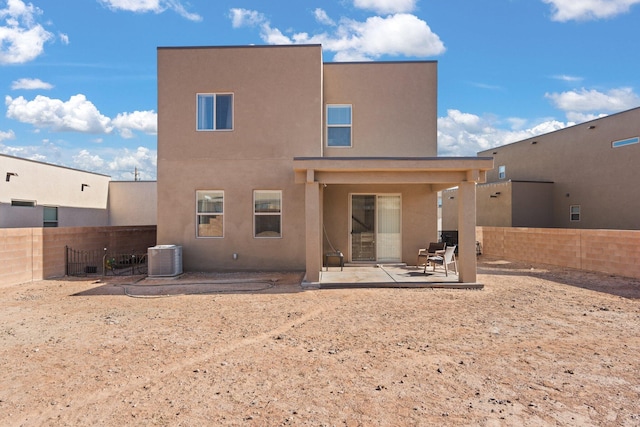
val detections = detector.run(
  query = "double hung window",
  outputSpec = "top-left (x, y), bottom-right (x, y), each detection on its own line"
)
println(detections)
top-left (498, 165), bottom-right (506, 180)
top-left (197, 94), bottom-right (233, 131)
top-left (254, 190), bottom-right (282, 238)
top-left (196, 191), bottom-right (224, 237)
top-left (327, 105), bottom-right (352, 147)
top-left (570, 205), bottom-right (581, 222)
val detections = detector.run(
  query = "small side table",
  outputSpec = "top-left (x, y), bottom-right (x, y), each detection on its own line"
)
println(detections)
top-left (324, 251), bottom-right (344, 271)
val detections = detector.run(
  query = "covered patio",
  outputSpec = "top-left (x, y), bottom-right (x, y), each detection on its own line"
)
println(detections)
top-left (293, 157), bottom-right (494, 285)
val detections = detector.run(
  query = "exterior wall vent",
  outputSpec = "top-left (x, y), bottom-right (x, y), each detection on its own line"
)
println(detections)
top-left (148, 245), bottom-right (183, 277)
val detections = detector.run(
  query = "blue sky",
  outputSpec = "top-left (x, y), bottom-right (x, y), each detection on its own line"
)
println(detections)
top-left (1, 0), bottom-right (639, 180)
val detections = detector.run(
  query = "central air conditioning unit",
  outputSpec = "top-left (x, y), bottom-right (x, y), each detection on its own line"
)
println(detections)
top-left (148, 245), bottom-right (183, 277)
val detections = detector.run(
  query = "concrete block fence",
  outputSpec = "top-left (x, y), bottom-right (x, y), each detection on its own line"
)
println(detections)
top-left (477, 227), bottom-right (640, 280)
top-left (0, 226), bottom-right (156, 287)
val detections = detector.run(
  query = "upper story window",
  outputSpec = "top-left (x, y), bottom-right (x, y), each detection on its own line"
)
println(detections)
top-left (197, 94), bottom-right (233, 131)
top-left (570, 205), bottom-right (581, 222)
top-left (254, 190), bottom-right (282, 238)
top-left (498, 165), bottom-right (506, 180)
top-left (196, 191), bottom-right (224, 237)
top-left (11, 199), bottom-right (35, 207)
top-left (327, 105), bottom-right (352, 147)
top-left (611, 136), bottom-right (639, 148)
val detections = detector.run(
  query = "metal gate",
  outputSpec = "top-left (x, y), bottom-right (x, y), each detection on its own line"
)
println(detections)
top-left (65, 246), bottom-right (148, 276)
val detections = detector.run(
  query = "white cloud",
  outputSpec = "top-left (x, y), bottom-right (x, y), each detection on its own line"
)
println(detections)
top-left (59, 32), bottom-right (69, 44)
top-left (112, 110), bottom-right (157, 138)
top-left (354, 0), bottom-right (417, 14)
top-left (98, 0), bottom-right (202, 21)
top-left (106, 146), bottom-right (157, 180)
top-left (437, 109), bottom-right (570, 156)
top-left (542, 0), bottom-right (640, 21)
top-left (11, 77), bottom-right (53, 90)
top-left (552, 74), bottom-right (583, 83)
top-left (0, 0), bottom-right (54, 64)
top-left (72, 149), bottom-right (105, 171)
top-left (5, 94), bottom-right (113, 134)
top-left (231, 9), bottom-right (445, 61)
top-left (314, 8), bottom-right (335, 26)
top-left (545, 87), bottom-right (640, 113)
top-left (229, 8), bottom-right (266, 28)
top-left (0, 129), bottom-right (16, 141)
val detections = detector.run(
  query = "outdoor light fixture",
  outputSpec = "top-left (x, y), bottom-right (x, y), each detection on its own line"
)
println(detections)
top-left (531, 141), bottom-right (537, 144)
top-left (492, 151), bottom-right (497, 155)
top-left (6, 172), bottom-right (18, 182)
top-left (588, 125), bottom-right (596, 129)
top-left (490, 195), bottom-right (498, 198)
top-left (81, 183), bottom-right (90, 191)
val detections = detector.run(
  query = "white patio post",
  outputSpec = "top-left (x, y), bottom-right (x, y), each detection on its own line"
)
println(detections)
top-left (457, 180), bottom-right (477, 283)
top-left (304, 169), bottom-right (321, 283)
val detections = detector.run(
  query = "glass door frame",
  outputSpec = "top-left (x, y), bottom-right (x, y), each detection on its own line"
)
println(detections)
top-left (349, 193), bottom-right (402, 263)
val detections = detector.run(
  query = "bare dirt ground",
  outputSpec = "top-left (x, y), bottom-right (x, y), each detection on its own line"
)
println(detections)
top-left (1, 257), bottom-right (639, 427)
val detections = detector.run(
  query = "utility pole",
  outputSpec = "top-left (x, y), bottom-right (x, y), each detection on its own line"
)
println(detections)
top-left (133, 167), bottom-right (140, 181)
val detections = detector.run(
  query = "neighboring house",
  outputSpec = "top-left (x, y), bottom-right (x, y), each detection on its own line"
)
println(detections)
top-left (1, 154), bottom-right (157, 227)
top-left (442, 107), bottom-right (640, 230)
top-left (156, 44), bottom-right (492, 283)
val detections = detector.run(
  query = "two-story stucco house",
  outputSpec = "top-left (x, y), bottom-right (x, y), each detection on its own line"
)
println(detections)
top-left (157, 44), bottom-right (492, 283)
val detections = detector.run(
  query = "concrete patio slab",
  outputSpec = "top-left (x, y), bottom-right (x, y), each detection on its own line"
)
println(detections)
top-left (313, 264), bottom-right (483, 289)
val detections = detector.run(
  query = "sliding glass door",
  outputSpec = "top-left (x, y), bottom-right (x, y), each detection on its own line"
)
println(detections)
top-left (350, 194), bottom-right (401, 262)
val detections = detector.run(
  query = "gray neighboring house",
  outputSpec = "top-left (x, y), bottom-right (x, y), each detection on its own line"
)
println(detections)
top-left (442, 106), bottom-right (640, 230)
top-left (1, 154), bottom-right (157, 227)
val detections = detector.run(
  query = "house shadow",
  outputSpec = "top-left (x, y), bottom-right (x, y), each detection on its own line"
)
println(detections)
top-left (477, 258), bottom-right (640, 300)
top-left (71, 272), bottom-right (306, 297)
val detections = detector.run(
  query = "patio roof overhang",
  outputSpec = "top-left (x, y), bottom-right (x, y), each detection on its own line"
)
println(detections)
top-left (293, 156), bottom-right (494, 189)
top-left (293, 156), bottom-right (495, 285)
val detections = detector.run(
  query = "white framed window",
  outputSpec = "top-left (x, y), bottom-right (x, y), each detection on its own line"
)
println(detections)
top-left (327, 104), bottom-right (352, 147)
top-left (498, 165), bottom-right (506, 180)
top-left (11, 199), bottom-right (35, 207)
top-left (196, 191), bottom-right (224, 237)
top-left (43, 206), bottom-right (58, 228)
top-left (570, 205), bottom-right (581, 222)
top-left (197, 93), bottom-right (233, 131)
top-left (254, 190), bottom-right (282, 238)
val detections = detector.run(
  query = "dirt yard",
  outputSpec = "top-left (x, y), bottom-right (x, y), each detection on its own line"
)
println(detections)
top-left (1, 258), bottom-right (639, 426)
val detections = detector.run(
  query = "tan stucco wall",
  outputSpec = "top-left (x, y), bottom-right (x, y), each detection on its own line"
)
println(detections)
top-left (479, 107), bottom-right (640, 229)
top-left (157, 45), bottom-right (322, 272)
top-left (444, 181), bottom-right (555, 229)
top-left (323, 62), bottom-right (437, 157)
top-left (322, 184), bottom-right (437, 264)
top-left (108, 181), bottom-right (157, 226)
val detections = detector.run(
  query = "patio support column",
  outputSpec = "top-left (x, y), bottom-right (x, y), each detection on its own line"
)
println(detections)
top-left (457, 180), bottom-right (477, 283)
top-left (304, 170), bottom-right (321, 283)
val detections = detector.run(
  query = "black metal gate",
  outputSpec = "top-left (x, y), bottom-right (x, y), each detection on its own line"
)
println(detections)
top-left (65, 246), bottom-right (148, 276)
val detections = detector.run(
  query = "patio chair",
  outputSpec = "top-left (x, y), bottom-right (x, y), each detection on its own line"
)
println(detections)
top-left (426, 245), bottom-right (457, 276)
top-left (417, 242), bottom-right (445, 268)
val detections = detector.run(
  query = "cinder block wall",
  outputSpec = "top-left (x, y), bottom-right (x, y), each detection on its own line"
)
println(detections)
top-left (478, 227), bottom-right (640, 279)
top-left (0, 226), bottom-right (156, 287)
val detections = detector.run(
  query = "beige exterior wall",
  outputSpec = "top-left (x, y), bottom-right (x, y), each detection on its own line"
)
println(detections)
top-left (108, 181), bottom-right (157, 226)
top-left (443, 181), bottom-right (553, 229)
top-left (0, 226), bottom-right (156, 287)
top-left (157, 45), bottom-right (322, 271)
top-left (477, 226), bottom-right (640, 280)
top-left (1, 154), bottom-right (110, 228)
top-left (478, 107), bottom-right (640, 229)
top-left (323, 62), bottom-right (437, 157)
